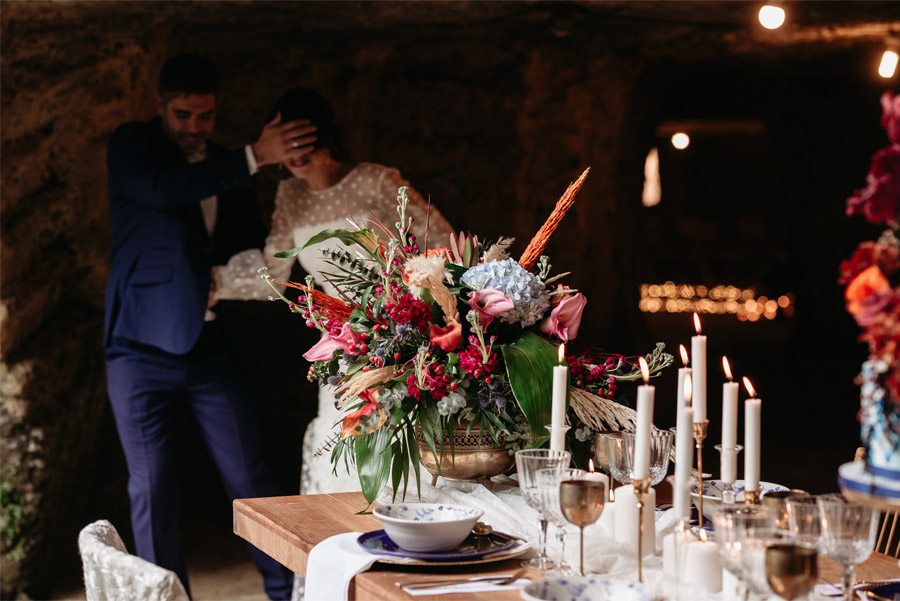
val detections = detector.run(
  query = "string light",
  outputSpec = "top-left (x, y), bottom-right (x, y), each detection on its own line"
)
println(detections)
top-left (758, 3), bottom-right (785, 30)
top-left (639, 282), bottom-right (794, 321)
top-left (671, 132), bottom-right (690, 150)
top-left (879, 39), bottom-right (900, 79)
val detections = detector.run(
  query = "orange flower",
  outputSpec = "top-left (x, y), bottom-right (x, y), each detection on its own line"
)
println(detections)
top-left (340, 389), bottom-right (387, 438)
top-left (846, 265), bottom-right (891, 314)
top-left (428, 320), bottom-right (462, 351)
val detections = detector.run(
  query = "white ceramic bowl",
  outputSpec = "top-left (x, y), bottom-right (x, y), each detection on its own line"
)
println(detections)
top-left (373, 502), bottom-right (484, 552)
top-left (690, 479), bottom-right (788, 512)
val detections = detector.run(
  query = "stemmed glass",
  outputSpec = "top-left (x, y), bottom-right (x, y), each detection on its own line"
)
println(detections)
top-left (786, 495), bottom-right (823, 553)
top-left (711, 504), bottom-right (776, 601)
top-left (817, 494), bottom-right (879, 601)
top-left (765, 543), bottom-right (818, 600)
top-left (559, 472), bottom-right (607, 576)
top-left (603, 432), bottom-right (632, 486)
top-left (623, 429), bottom-right (675, 486)
top-left (536, 467), bottom-right (585, 576)
top-left (515, 448), bottom-right (571, 570)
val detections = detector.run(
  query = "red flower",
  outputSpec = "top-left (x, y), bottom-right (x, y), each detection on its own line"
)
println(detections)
top-left (340, 389), bottom-right (387, 438)
top-left (428, 320), bottom-right (461, 351)
top-left (386, 293), bottom-right (433, 331)
top-left (846, 144), bottom-right (900, 225)
top-left (882, 91), bottom-right (900, 144)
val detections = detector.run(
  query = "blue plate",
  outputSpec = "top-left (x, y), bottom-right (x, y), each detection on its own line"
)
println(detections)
top-left (357, 529), bottom-right (517, 560)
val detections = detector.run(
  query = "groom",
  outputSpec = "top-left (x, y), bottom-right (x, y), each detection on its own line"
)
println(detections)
top-left (104, 53), bottom-right (314, 599)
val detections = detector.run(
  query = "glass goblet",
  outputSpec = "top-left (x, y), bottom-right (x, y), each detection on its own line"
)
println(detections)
top-left (786, 495), bottom-right (823, 553)
top-left (711, 504), bottom-right (777, 601)
top-left (559, 475), bottom-right (607, 576)
top-left (623, 429), bottom-right (675, 486)
top-left (604, 431), bottom-right (632, 486)
top-left (817, 494), bottom-right (879, 601)
top-left (536, 467), bottom-right (585, 576)
top-left (765, 543), bottom-right (818, 601)
top-left (515, 448), bottom-right (572, 570)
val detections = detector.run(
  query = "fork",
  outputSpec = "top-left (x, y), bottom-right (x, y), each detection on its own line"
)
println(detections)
top-left (397, 567), bottom-right (528, 590)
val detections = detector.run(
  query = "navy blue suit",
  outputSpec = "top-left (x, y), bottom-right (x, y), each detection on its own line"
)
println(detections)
top-left (104, 117), bottom-right (291, 599)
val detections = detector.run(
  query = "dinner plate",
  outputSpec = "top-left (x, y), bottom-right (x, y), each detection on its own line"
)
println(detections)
top-left (357, 529), bottom-right (517, 561)
top-left (690, 479), bottom-right (788, 508)
top-left (520, 577), bottom-right (656, 601)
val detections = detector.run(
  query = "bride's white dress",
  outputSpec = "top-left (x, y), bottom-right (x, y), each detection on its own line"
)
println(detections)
top-left (216, 162), bottom-right (453, 494)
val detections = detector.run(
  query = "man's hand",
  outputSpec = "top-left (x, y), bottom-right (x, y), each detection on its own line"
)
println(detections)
top-left (251, 113), bottom-right (317, 167)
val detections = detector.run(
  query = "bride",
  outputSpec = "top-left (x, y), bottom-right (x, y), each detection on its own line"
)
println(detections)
top-left (217, 87), bottom-right (453, 495)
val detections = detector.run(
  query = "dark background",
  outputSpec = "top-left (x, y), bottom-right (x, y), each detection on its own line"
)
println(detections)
top-left (2, 1), bottom-right (899, 596)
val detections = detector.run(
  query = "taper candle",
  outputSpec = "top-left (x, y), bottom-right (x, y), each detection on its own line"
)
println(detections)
top-left (673, 374), bottom-right (694, 522)
top-left (721, 356), bottom-right (739, 483)
top-left (742, 377), bottom-right (761, 493)
top-left (691, 314), bottom-right (707, 423)
top-left (550, 344), bottom-right (568, 451)
top-left (677, 344), bottom-right (692, 411)
top-left (633, 357), bottom-right (654, 481)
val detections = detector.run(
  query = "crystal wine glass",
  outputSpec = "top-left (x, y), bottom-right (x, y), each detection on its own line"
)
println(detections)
top-left (786, 495), bottom-right (823, 553)
top-left (604, 431), bottom-right (632, 486)
top-left (559, 475), bottom-right (607, 576)
top-left (536, 466), bottom-right (585, 576)
top-left (515, 448), bottom-right (571, 570)
top-left (765, 543), bottom-right (818, 600)
top-left (623, 429), bottom-right (675, 486)
top-left (817, 494), bottom-right (879, 601)
top-left (711, 504), bottom-right (777, 601)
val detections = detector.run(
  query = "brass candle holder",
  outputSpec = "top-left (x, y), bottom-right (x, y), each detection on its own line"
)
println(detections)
top-left (744, 487), bottom-right (761, 505)
top-left (692, 420), bottom-right (709, 529)
top-left (633, 475), bottom-right (652, 583)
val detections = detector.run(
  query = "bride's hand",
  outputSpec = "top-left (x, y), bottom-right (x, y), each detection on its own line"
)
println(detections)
top-left (252, 113), bottom-right (317, 167)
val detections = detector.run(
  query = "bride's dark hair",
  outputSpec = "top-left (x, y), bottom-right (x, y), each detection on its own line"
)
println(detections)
top-left (267, 88), bottom-right (349, 161)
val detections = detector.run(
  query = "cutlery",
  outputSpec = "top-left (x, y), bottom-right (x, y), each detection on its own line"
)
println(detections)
top-left (472, 521), bottom-right (526, 541)
top-left (864, 590), bottom-right (893, 601)
top-left (397, 567), bottom-right (527, 590)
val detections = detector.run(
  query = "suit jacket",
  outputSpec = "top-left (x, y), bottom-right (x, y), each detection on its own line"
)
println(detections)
top-left (105, 117), bottom-right (266, 354)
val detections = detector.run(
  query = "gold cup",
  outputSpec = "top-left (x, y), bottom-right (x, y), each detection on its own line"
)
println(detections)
top-left (765, 543), bottom-right (818, 600)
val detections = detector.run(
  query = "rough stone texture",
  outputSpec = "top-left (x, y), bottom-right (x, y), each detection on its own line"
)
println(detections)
top-left (2, 1), bottom-right (900, 597)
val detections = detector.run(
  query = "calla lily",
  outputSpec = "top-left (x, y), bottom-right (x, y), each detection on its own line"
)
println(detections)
top-left (304, 322), bottom-right (364, 361)
top-left (467, 288), bottom-right (514, 327)
top-left (341, 390), bottom-right (387, 438)
top-left (428, 320), bottom-right (462, 351)
top-left (541, 292), bottom-right (587, 342)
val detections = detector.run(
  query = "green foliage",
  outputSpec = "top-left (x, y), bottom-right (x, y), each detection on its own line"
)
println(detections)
top-left (501, 331), bottom-right (559, 445)
top-left (0, 480), bottom-right (26, 561)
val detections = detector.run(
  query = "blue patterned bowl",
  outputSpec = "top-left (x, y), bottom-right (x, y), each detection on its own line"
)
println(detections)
top-left (373, 503), bottom-right (484, 552)
top-left (690, 479), bottom-right (788, 511)
top-left (520, 577), bottom-right (655, 601)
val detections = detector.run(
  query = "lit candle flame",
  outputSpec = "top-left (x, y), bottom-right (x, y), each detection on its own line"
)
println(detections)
top-left (609, 487), bottom-right (615, 502)
top-left (558, 343), bottom-right (565, 364)
top-left (679, 344), bottom-right (689, 367)
top-left (699, 529), bottom-right (709, 542)
top-left (722, 356), bottom-right (733, 381)
top-left (742, 376), bottom-right (756, 397)
top-left (693, 312), bottom-right (702, 335)
top-left (639, 356), bottom-right (650, 383)
top-left (684, 373), bottom-right (692, 404)
top-left (588, 458), bottom-right (596, 473)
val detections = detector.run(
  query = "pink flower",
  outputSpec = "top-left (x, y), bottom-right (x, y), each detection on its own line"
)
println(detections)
top-left (467, 288), bottom-right (514, 327)
top-left (541, 293), bottom-right (587, 342)
top-left (303, 322), bottom-right (364, 361)
top-left (882, 91), bottom-right (900, 143)
top-left (846, 144), bottom-right (900, 224)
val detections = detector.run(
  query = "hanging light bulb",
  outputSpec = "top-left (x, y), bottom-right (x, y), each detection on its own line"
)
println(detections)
top-left (671, 132), bottom-right (690, 150)
top-left (879, 39), bottom-right (900, 79)
top-left (758, 3), bottom-right (785, 30)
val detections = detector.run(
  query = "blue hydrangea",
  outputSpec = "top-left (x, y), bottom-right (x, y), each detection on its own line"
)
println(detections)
top-left (460, 258), bottom-right (550, 327)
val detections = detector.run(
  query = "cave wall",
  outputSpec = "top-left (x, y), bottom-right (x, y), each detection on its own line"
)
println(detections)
top-left (0, 2), bottom-right (648, 596)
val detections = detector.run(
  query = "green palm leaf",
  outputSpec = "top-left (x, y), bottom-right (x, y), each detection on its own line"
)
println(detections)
top-left (354, 426), bottom-right (392, 503)
top-left (502, 331), bottom-right (562, 446)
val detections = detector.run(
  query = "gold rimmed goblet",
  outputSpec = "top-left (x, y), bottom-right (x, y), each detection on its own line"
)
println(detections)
top-left (765, 543), bottom-right (818, 600)
top-left (559, 477), bottom-right (607, 576)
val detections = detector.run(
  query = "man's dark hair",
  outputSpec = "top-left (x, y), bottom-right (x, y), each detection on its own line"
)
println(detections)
top-left (158, 54), bottom-right (219, 101)
top-left (267, 87), bottom-right (349, 161)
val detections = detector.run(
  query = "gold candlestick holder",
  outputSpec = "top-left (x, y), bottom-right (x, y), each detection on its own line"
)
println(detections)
top-left (633, 475), bottom-right (652, 583)
top-left (744, 487), bottom-right (761, 505)
top-left (692, 420), bottom-right (709, 529)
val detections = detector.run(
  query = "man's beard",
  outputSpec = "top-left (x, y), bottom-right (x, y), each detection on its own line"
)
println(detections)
top-left (177, 134), bottom-right (207, 155)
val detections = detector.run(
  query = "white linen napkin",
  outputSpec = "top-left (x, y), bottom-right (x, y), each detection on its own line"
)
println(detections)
top-left (305, 531), bottom-right (416, 601)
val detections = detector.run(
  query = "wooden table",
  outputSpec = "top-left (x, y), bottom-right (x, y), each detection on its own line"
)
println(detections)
top-left (234, 492), bottom-right (900, 601)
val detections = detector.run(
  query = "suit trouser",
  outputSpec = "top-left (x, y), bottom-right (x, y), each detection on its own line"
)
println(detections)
top-left (105, 321), bottom-right (292, 600)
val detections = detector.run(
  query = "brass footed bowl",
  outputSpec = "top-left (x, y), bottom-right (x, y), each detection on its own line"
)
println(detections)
top-left (414, 424), bottom-right (515, 481)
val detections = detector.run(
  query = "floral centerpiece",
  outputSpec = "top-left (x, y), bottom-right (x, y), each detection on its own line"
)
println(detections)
top-left (261, 168), bottom-right (672, 503)
top-left (840, 90), bottom-right (900, 472)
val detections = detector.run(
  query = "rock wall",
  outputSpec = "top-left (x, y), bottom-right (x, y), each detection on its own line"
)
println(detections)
top-left (0, 2), bottom-right (648, 595)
